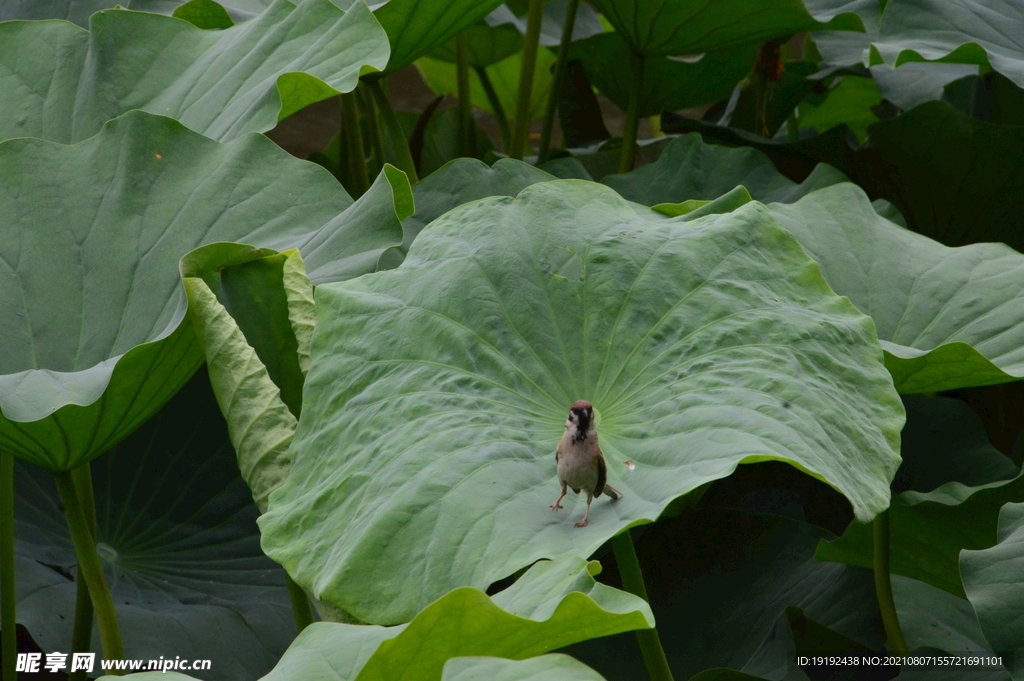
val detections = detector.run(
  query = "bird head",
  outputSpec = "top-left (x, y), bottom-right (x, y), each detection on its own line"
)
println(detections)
top-left (567, 400), bottom-right (594, 441)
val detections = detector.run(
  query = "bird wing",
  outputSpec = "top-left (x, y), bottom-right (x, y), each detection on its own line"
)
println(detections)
top-left (595, 445), bottom-right (607, 497)
top-left (555, 441), bottom-right (562, 462)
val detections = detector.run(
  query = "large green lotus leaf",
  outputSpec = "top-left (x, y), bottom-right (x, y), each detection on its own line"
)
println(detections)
top-left (785, 605), bottom-right (877, 664)
top-left (258, 622), bottom-right (396, 681)
top-left (657, 116), bottom-right (861, 191)
top-left (890, 575), bottom-right (1000, 657)
top-left (944, 70), bottom-right (1024, 125)
top-left (854, 102), bottom-right (1024, 251)
top-left (565, 509), bottom-right (881, 680)
top-left (0, 111), bottom-right (404, 472)
top-left (871, 63), bottom-right (979, 111)
top-left (181, 164), bottom-right (411, 507)
top-left (604, 135), bottom-right (1024, 394)
top-left (426, 22), bottom-right (524, 69)
top-left (604, 133), bottom-right (848, 208)
top-left (541, 138), bottom-right (674, 185)
top-left (354, 585), bottom-right (651, 681)
top-left (806, 0), bottom-right (980, 110)
top-left (0, 0), bottom-right (177, 26)
top-left (400, 157), bottom-right (556, 253)
top-left (962, 502), bottom-right (1024, 677)
top-left (816, 474), bottom-right (1024, 598)
top-left (293, 164), bottom-right (412, 284)
top-left (14, 370), bottom-right (296, 681)
top-left (868, 0), bottom-right (1024, 89)
top-left (0, 0), bottom-right (276, 27)
top-left (809, 0), bottom-right (981, 111)
top-left (767, 182), bottom-right (1024, 393)
top-left (491, 556), bottom-right (653, 623)
top-left (176, 0), bottom-right (280, 25)
top-left (371, 0), bottom-right (504, 76)
top-left (894, 396), bottom-right (1019, 493)
top-left (664, 102), bottom-right (1024, 252)
top-left (589, 0), bottom-right (864, 57)
top-left (813, 377), bottom-right (1021, 597)
top-left (258, 179), bottom-right (903, 624)
top-left (172, 0), bottom-right (236, 29)
top-left (806, 0), bottom-right (879, 69)
top-left (797, 75), bottom-right (882, 144)
top-left (183, 246), bottom-right (310, 415)
top-left (441, 655), bottom-right (606, 681)
top-left (569, 33), bottom-right (759, 119)
top-left (182, 250), bottom-right (303, 513)
top-left (261, 566), bottom-right (652, 681)
top-left (0, 0), bottom-right (388, 144)
top-left (415, 107), bottom-right (496, 179)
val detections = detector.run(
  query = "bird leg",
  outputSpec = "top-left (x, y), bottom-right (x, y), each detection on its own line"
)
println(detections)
top-left (550, 481), bottom-right (567, 511)
top-left (575, 492), bottom-right (594, 527)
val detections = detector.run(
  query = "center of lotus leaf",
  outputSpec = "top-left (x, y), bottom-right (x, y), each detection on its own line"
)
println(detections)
top-left (96, 542), bottom-right (119, 564)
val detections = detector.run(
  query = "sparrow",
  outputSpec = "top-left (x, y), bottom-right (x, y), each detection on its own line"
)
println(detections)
top-left (550, 399), bottom-right (622, 527)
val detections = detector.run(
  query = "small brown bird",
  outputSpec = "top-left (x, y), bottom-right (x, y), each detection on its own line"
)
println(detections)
top-left (550, 400), bottom-right (622, 527)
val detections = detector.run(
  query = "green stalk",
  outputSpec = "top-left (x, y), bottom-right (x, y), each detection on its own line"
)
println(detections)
top-left (455, 32), bottom-right (475, 158)
top-left (537, 0), bottom-right (580, 164)
top-left (1, 452), bottom-right (15, 681)
top-left (359, 84), bottom-right (385, 175)
top-left (286, 574), bottom-right (315, 632)
top-left (336, 100), bottom-right (354, 187)
top-left (873, 510), bottom-right (909, 655)
top-left (475, 67), bottom-right (512, 152)
top-left (71, 464), bottom-right (98, 543)
top-left (55, 471), bottom-right (125, 673)
top-left (617, 51), bottom-right (645, 174)
top-left (340, 90), bottom-right (370, 197)
top-left (68, 465), bottom-right (97, 681)
top-left (786, 111), bottom-right (799, 143)
top-left (68, 577), bottom-right (94, 681)
top-left (366, 78), bottom-right (419, 183)
top-left (610, 531), bottom-right (675, 681)
top-left (509, 0), bottom-right (544, 160)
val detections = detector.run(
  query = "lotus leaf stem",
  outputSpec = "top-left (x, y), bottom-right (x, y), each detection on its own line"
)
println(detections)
top-left (873, 509), bottom-right (909, 655)
top-left (341, 90), bottom-right (370, 197)
top-left (286, 574), bottom-right (315, 632)
top-left (366, 78), bottom-right (419, 184)
top-left (537, 0), bottom-right (580, 164)
top-left (786, 111), bottom-right (799, 143)
top-left (509, 0), bottom-right (544, 160)
top-left (359, 83), bottom-right (385, 175)
top-left (55, 470), bottom-right (125, 673)
top-left (610, 529), bottom-right (675, 681)
top-left (69, 464), bottom-right (98, 681)
top-left (475, 67), bottom-right (511, 151)
top-left (455, 32), bottom-right (475, 158)
top-left (68, 576), bottom-right (94, 681)
top-left (617, 52), bottom-right (645, 175)
top-left (1, 452), bottom-right (15, 681)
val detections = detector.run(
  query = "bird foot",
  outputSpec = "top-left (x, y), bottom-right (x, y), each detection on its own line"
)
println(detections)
top-left (550, 503), bottom-right (563, 511)
top-left (574, 519), bottom-right (588, 528)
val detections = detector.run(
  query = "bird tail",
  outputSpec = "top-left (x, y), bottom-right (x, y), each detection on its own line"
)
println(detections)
top-left (603, 484), bottom-right (622, 500)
